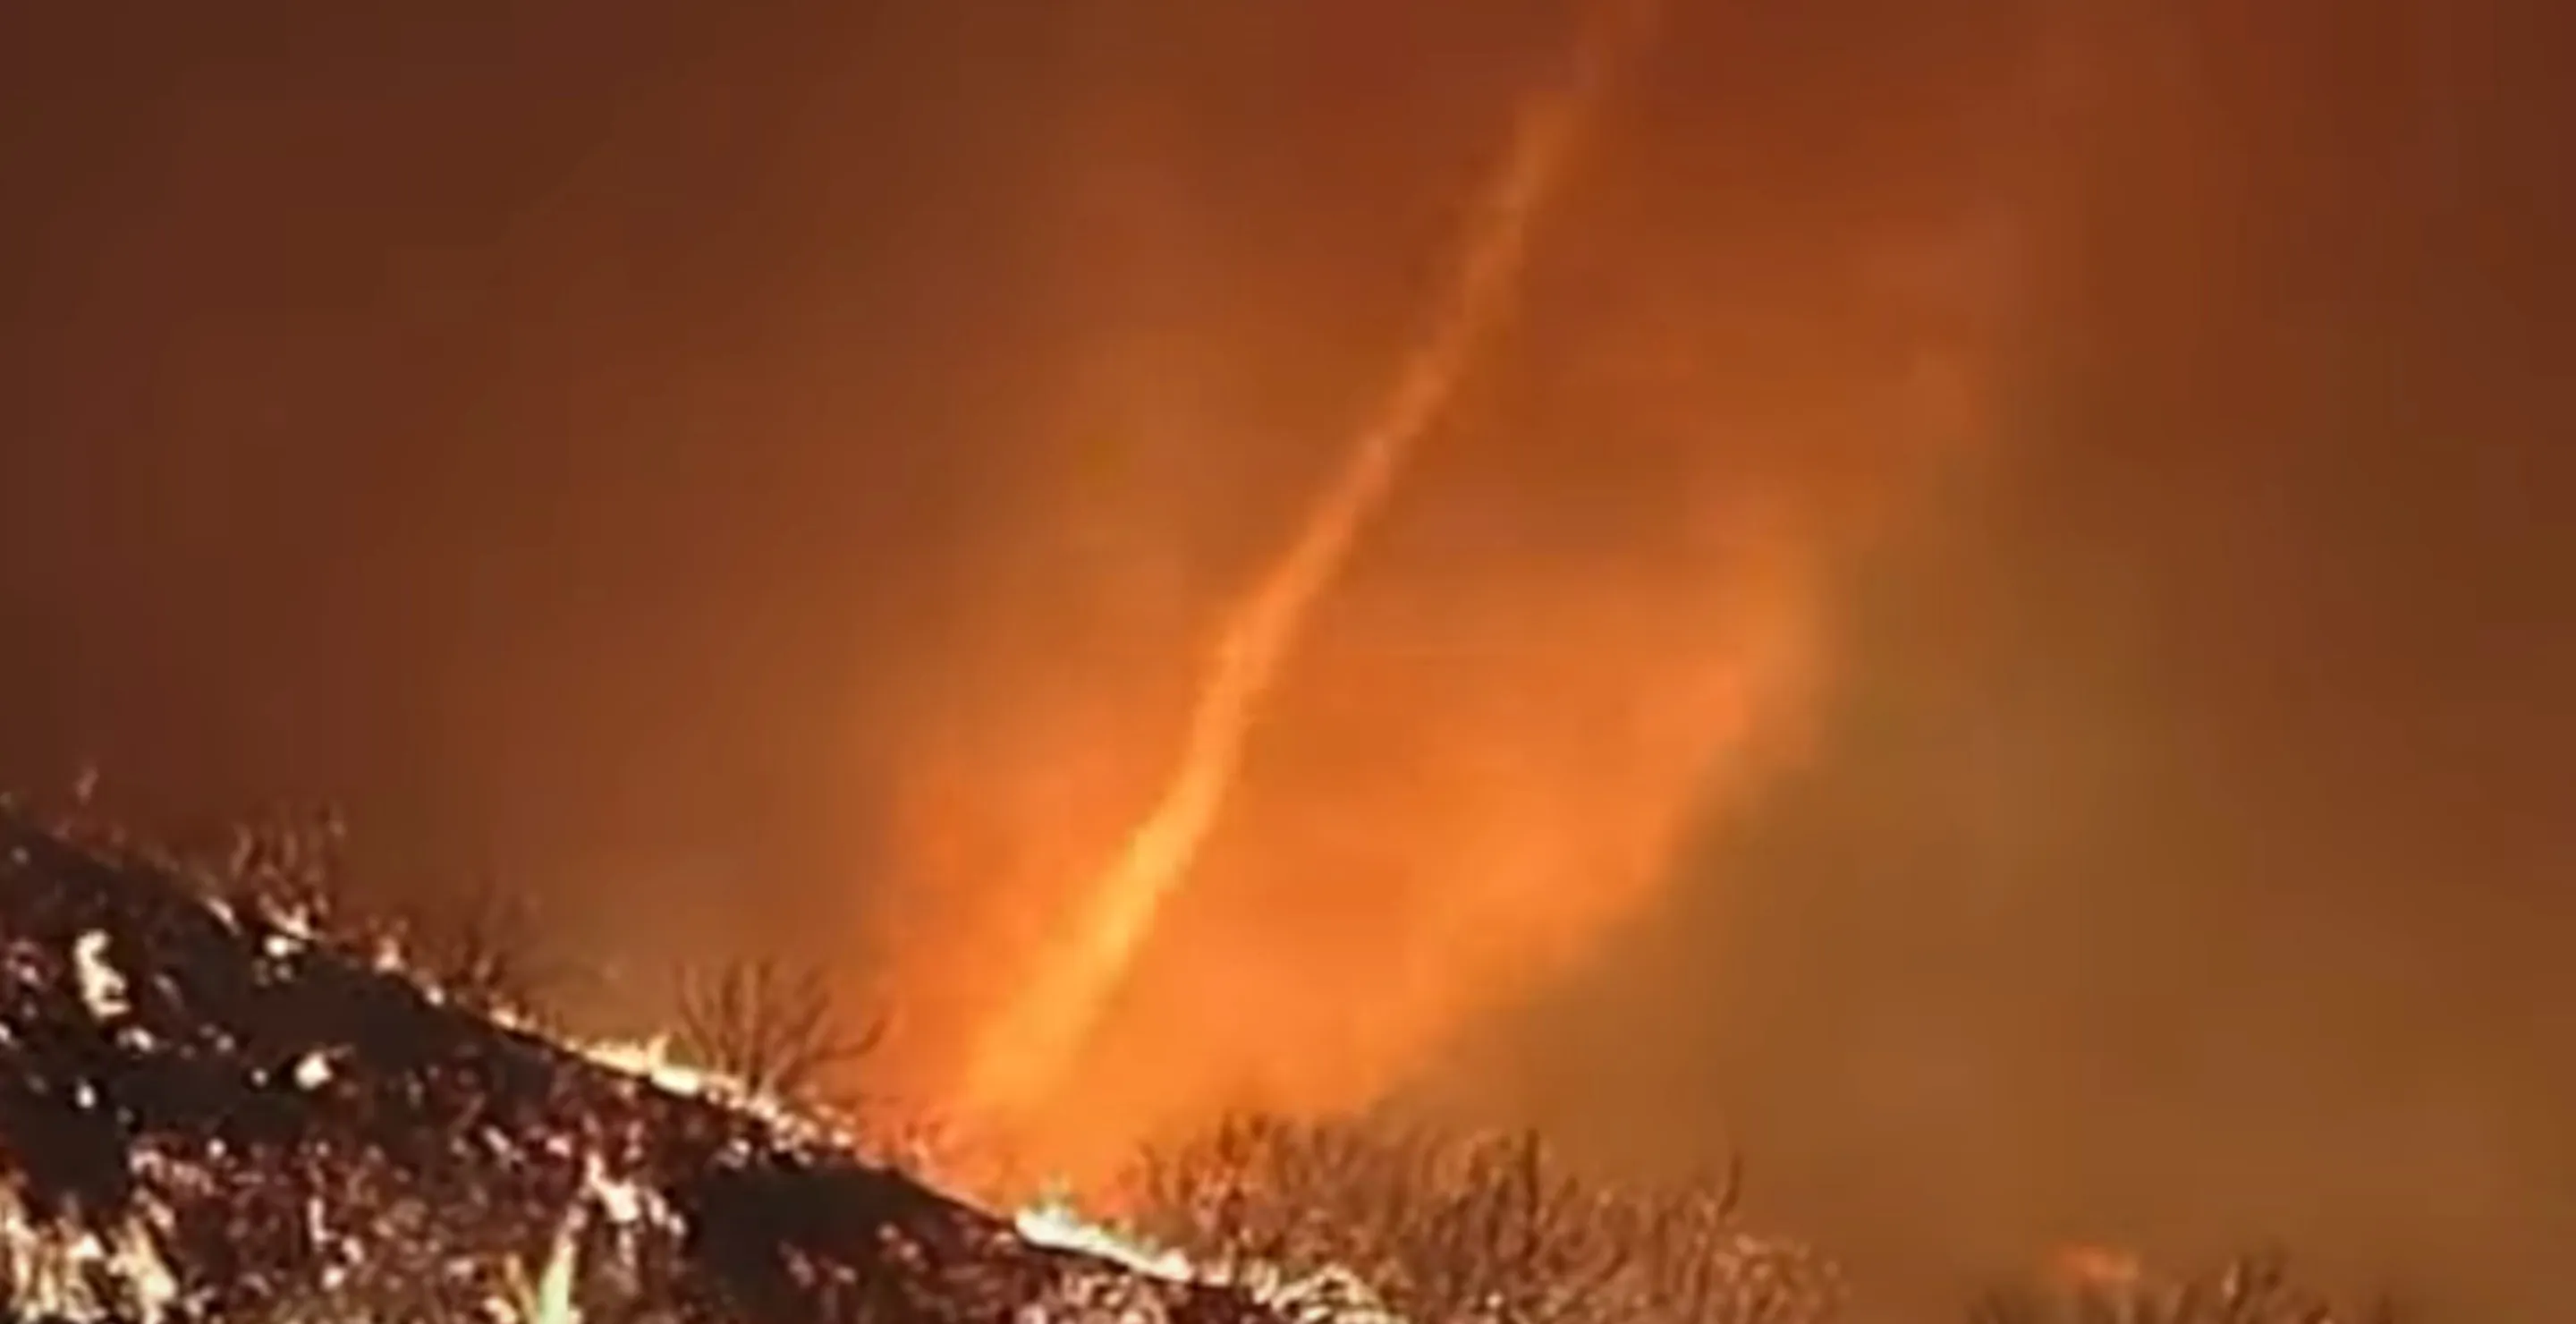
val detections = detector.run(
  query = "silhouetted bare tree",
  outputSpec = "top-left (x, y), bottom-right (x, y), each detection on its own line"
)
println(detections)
top-left (672, 957), bottom-right (885, 1104)
top-left (191, 802), bottom-right (572, 1016)
top-left (215, 800), bottom-right (350, 923)
top-left (394, 872), bottom-right (572, 1014)
top-left (1124, 1113), bottom-right (1843, 1324)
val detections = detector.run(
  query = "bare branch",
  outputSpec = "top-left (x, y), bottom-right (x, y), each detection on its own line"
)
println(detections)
top-left (1123, 1112), bottom-right (1843, 1324)
top-left (400, 872), bottom-right (572, 1015)
top-left (672, 957), bottom-right (885, 1105)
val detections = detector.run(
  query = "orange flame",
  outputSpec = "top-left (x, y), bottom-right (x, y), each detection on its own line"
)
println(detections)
top-left (858, 0), bottom-right (2029, 1195)
top-left (2047, 1243), bottom-right (2147, 1294)
top-left (953, 0), bottom-right (1672, 1141)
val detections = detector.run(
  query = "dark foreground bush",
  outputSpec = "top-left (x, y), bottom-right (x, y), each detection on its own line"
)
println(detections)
top-left (1121, 1112), bottom-right (1847, 1324)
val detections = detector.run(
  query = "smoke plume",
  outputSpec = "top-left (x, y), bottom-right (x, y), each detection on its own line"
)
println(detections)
top-left (860, 2), bottom-right (2029, 1191)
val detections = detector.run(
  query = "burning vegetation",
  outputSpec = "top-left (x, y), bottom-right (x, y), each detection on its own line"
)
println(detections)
top-left (0, 804), bottom-right (1271, 1324)
top-left (1116, 1115), bottom-right (1842, 1324)
top-left (0, 800), bottom-right (2412, 1323)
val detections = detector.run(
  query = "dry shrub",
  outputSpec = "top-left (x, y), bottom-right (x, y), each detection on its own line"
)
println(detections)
top-left (672, 957), bottom-right (886, 1106)
top-left (206, 805), bottom-right (570, 1017)
top-left (1122, 1113), bottom-right (1845, 1324)
top-left (389, 872), bottom-right (569, 1014)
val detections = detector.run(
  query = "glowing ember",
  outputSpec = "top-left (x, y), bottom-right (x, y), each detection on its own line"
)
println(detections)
top-left (572, 1034), bottom-right (716, 1099)
top-left (0, 1184), bottom-right (179, 1324)
top-left (1013, 1193), bottom-right (1410, 1324)
top-left (72, 930), bottom-right (130, 1020)
top-left (1014, 1194), bottom-right (1194, 1283)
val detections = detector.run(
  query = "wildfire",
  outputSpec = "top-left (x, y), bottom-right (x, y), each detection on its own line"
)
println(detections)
top-left (1013, 1194), bottom-right (1410, 1324)
top-left (1014, 1195), bottom-right (1194, 1284)
top-left (954, 0), bottom-right (1671, 1153)
top-left (867, 0), bottom-right (2026, 1193)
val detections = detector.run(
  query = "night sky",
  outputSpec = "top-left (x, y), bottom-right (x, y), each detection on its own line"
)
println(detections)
top-left (4, 2), bottom-right (2570, 1319)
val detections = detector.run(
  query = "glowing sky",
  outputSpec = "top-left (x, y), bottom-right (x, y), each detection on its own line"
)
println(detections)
top-left (3, 1), bottom-right (2569, 1317)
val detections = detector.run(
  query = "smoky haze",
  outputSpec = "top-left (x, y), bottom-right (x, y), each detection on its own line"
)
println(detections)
top-left (3, 2), bottom-right (2569, 1320)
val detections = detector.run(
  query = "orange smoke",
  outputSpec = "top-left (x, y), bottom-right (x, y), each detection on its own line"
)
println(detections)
top-left (858, 2), bottom-right (2023, 1195)
top-left (953, 0), bottom-right (1671, 1144)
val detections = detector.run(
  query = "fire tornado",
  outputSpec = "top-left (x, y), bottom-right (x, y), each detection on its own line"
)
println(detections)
top-left (957, 0), bottom-right (1670, 1133)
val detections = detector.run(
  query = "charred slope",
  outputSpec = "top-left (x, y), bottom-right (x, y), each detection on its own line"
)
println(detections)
top-left (0, 812), bottom-right (1267, 1324)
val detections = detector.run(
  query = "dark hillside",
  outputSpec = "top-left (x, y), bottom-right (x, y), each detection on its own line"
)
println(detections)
top-left (0, 810), bottom-right (1269, 1324)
